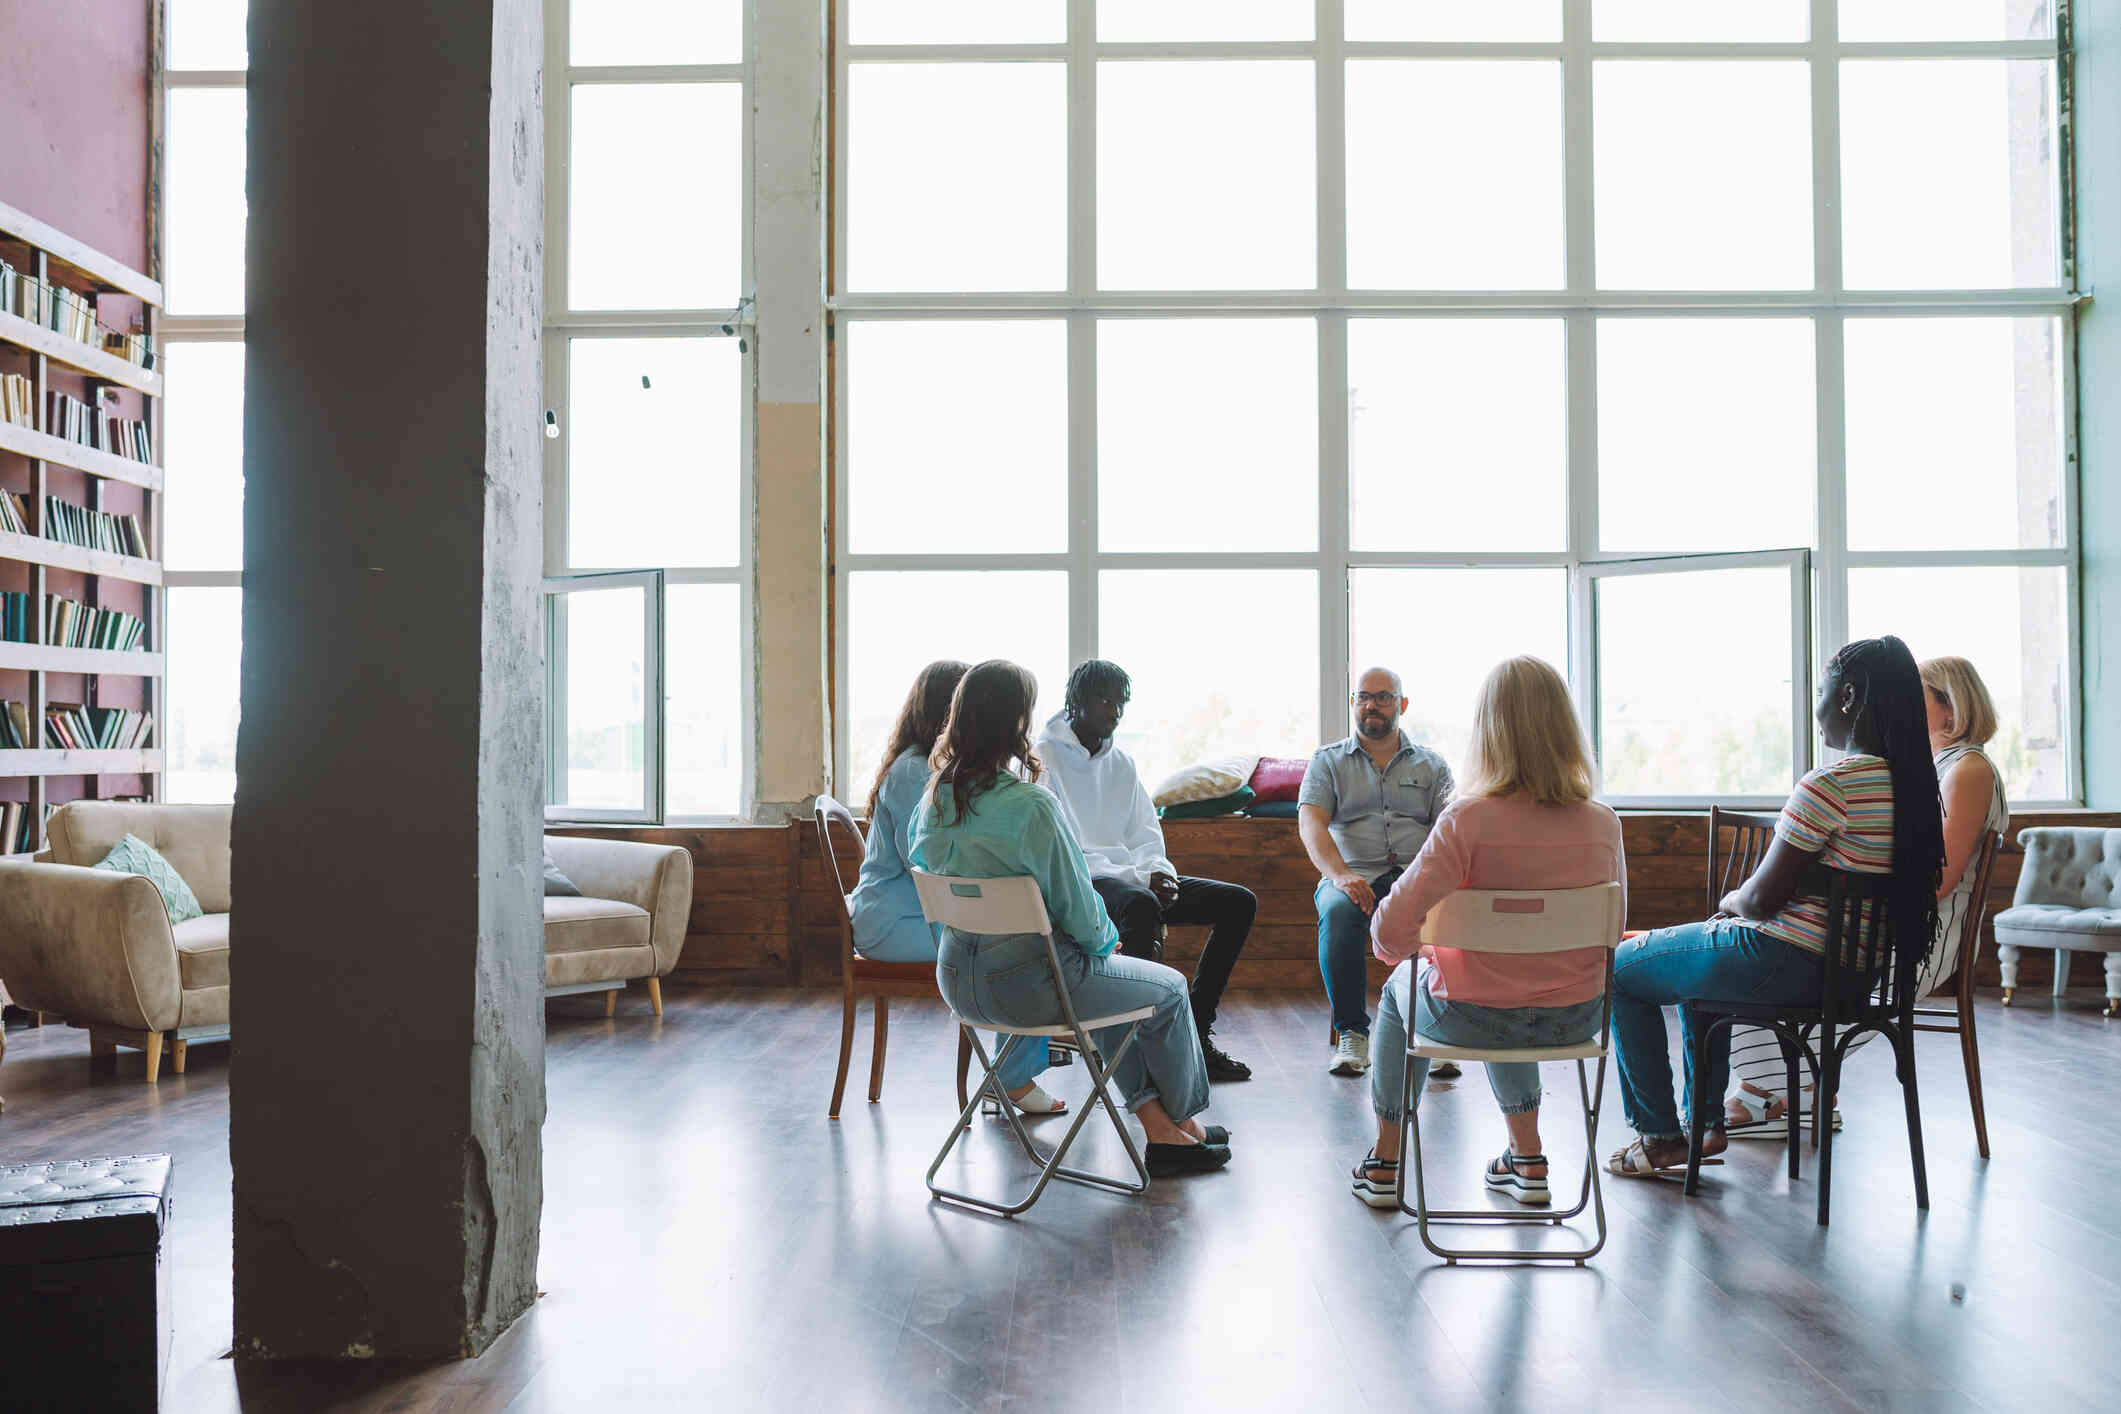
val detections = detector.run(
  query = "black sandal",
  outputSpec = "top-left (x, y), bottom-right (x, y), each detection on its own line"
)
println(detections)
top-left (1351, 1151), bottom-right (1399, 1208)
top-left (1484, 1150), bottom-right (1551, 1205)
top-left (1147, 1140), bottom-right (1232, 1176)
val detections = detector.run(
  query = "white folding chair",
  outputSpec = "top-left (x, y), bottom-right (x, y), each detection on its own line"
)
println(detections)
top-left (1396, 882), bottom-right (1624, 1265)
top-left (911, 870), bottom-right (1154, 1217)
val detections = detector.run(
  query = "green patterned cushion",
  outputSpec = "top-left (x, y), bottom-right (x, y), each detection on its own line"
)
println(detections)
top-left (91, 833), bottom-right (204, 925)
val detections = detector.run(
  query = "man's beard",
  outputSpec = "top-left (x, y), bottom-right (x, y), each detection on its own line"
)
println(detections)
top-left (1358, 712), bottom-right (1396, 740)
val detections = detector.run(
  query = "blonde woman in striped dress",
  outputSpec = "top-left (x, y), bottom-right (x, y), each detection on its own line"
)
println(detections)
top-left (1723, 655), bottom-right (2010, 1138)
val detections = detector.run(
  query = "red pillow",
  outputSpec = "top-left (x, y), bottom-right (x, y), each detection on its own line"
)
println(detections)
top-left (1248, 756), bottom-right (1307, 803)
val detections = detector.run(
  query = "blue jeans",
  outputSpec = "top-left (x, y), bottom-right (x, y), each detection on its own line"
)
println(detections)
top-left (1610, 919), bottom-right (1825, 1141)
top-left (1371, 959), bottom-right (1605, 1121)
top-left (1316, 868), bottom-right (1400, 1036)
top-left (936, 930), bottom-right (1210, 1121)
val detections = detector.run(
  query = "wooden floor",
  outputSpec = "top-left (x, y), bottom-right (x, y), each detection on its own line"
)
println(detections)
top-left (2, 985), bottom-right (2118, 1412)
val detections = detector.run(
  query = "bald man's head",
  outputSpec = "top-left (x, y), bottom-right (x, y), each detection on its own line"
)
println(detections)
top-left (1352, 667), bottom-right (1406, 742)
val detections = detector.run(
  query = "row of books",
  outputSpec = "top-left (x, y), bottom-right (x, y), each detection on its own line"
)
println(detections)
top-left (0, 373), bottom-right (30, 428)
top-left (44, 390), bottom-right (153, 462)
top-left (0, 700), bottom-right (26, 747)
top-left (44, 702), bottom-right (153, 752)
top-left (0, 800), bottom-right (53, 855)
top-left (0, 262), bottom-right (155, 369)
top-left (0, 593), bottom-right (147, 651)
top-left (33, 495), bottom-right (147, 557)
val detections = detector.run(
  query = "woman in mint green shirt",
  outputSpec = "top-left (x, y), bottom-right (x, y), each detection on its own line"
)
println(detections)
top-left (909, 660), bottom-right (1229, 1177)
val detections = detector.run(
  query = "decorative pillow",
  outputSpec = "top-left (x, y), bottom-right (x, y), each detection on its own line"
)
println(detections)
top-left (1245, 799), bottom-right (1301, 819)
top-left (1247, 756), bottom-right (1308, 803)
top-left (1159, 786), bottom-right (1256, 820)
top-left (92, 834), bottom-right (204, 925)
top-left (542, 845), bottom-right (582, 898)
top-left (1151, 754), bottom-right (1260, 808)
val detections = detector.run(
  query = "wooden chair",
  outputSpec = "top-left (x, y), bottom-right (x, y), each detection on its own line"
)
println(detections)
top-left (814, 794), bottom-right (970, 1119)
top-left (1912, 830), bottom-right (2002, 1158)
top-left (1707, 806), bottom-right (1782, 916)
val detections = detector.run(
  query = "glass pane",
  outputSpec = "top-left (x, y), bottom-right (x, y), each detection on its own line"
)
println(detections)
top-left (852, 1), bottom-right (1064, 44)
top-left (1347, 0), bottom-right (1558, 41)
top-left (1594, 62), bottom-right (1812, 290)
top-left (1845, 317), bottom-right (2063, 551)
top-left (1099, 0), bottom-right (1311, 41)
top-left (1349, 319), bottom-right (1564, 551)
top-left (1346, 62), bottom-right (1564, 291)
top-left (1099, 570), bottom-right (1318, 790)
top-left (847, 321), bottom-right (1066, 554)
top-left (572, 0), bottom-right (742, 65)
top-left (567, 338), bottom-right (741, 569)
top-left (849, 63), bottom-right (1065, 293)
top-left (166, 587), bottom-right (242, 805)
top-left (1597, 318), bottom-right (1815, 553)
top-left (166, 88), bottom-right (247, 315)
top-left (1840, 1), bottom-right (2053, 43)
top-left (570, 84), bottom-right (741, 310)
top-left (1098, 62), bottom-right (1315, 291)
top-left (162, 342), bottom-right (245, 573)
top-left (552, 585), bottom-right (649, 811)
top-left (1841, 60), bottom-right (2058, 291)
top-left (1848, 566), bottom-right (2068, 800)
top-left (1098, 319), bottom-right (1316, 552)
top-left (1348, 569), bottom-right (1569, 770)
top-left (845, 571), bottom-right (1069, 799)
top-left (1598, 567), bottom-right (1794, 795)
top-left (1594, 0), bottom-right (1807, 40)
top-left (667, 584), bottom-right (742, 817)
top-left (168, 0), bottom-right (246, 69)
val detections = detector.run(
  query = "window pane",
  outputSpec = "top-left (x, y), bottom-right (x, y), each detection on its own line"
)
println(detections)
top-left (667, 584), bottom-right (742, 817)
top-left (1099, 570), bottom-right (1318, 790)
top-left (1594, 62), bottom-right (1812, 290)
top-left (1598, 568), bottom-right (1794, 795)
top-left (849, 63), bottom-right (1065, 293)
top-left (1099, 319), bottom-right (1317, 552)
top-left (1594, 1), bottom-right (1807, 40)
top-left (567, 338), bottom-right (741, 569)
top-left (552, 585), bottom-right (650, 811)
top-left (1841, 61), bottom-right (2058, 291)
top-left (1845, 317), bottom-right (2063, 551)
top-left (1349, 569), bottom-right (1568, 770)
top-left (1099, 62), bottom-right (1315, 291)
top-left (166, 587), bottom-right (242, 805)
top-left (847, 321), bottom-right (1066, 554)
top-left (845, 571), bottom-right (1069, 800)
top-left (1099, 0), bottom-right (1311, 41)
top-left (1346, 62), bottom-right (1563, 291)
top-left (1848, 566), bottom-right (2068, 800)
top-left (572, 0), bottom-right (742, 65)
top-left (570, 84), bottom-right (741, 310)
top-left (1347, 0), bottom-right (1558, 41)
top-left (852, 1), bottom-right (1064, 44)
top-left (1349, 319), bottom-right (1564, 551)
top-left (1839, 1), bottom-right (2053, 43)
top-left (1597, 318), bottom-right (1815, 553)
top-left (162, 342), bottom-right (245, 573)
top-left (166, 88), bottom-right (247, 315)
top-left (168, 0), bottom-right (246, 69)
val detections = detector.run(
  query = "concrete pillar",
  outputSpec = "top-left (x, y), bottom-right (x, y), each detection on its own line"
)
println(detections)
top-left (231, 0), bottom-right (545, 1359)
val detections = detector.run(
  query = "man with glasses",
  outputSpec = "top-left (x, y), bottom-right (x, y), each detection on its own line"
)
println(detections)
top-left (1037, 659), bottom-right (1258, 1082)
top-left (1300, 666), bottom-right (1457, 1077)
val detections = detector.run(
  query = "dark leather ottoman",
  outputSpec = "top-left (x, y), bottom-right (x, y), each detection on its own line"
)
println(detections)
top-left (0, 1153), bottom-right (172, 1412)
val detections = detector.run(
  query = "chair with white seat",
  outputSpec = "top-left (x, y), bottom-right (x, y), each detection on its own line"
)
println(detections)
top-left (911, 869), bottom-right (1154, 1217)
top-left (1396, 882), bottom-right (1625, 1266)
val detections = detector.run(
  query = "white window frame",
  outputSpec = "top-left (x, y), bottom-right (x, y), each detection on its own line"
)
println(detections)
top-left (544, 569), bottom-right (666, 825)
top-left (829, 0), bottom-right (2083, 807)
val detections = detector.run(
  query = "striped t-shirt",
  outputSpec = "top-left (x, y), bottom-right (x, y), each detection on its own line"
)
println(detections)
top-left (1758, 754), bottom-right (1894, 958)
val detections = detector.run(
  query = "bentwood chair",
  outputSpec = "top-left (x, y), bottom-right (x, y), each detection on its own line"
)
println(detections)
top-left (1395, 882), bottom-right (1626, 1265)
top-left (813, 795), bottom-right (971, 1119)
top-left (1913, 830), bottom-right (2001, 1158)
top-left (1707, 806), bottom-right (1782, 916)
top-left (912, 869), bottom-right (1153, 1217)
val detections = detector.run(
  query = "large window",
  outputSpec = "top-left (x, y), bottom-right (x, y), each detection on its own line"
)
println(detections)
top-left (834, 1), bottom-right (2078, 805)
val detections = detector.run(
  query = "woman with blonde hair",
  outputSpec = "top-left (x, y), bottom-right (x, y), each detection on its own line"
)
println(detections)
top-left (1350, 656), bottom-right (1626, 1207)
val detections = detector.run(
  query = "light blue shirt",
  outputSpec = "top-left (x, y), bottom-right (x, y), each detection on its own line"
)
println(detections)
top-left (908, 773), bottom-right (1120, 957)
top-left (1298, 731), bottom-right (1454, 880)
top-left (847, 749), bottom-right (941, 962)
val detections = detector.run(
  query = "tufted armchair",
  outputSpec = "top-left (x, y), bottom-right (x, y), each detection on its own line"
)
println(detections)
top-left (1992, 827), bottom-right (2121, 1014)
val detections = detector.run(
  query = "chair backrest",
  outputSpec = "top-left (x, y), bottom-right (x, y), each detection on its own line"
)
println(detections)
top-left (910, 870), bottom-right (1052, 937)
top-left (1818, 865), bottom-right (1933, 1019)
top-left (2012, 826), bottom-right (2121, 911)
top-left (1950, 830), bottom-right (2002, 1006)
top-left (1416, 883), bottom-right (1626, 955)
top-left (1707, 806), bottom-right (1781, 916)
top-left (812, 794), bottom-right (864, 906)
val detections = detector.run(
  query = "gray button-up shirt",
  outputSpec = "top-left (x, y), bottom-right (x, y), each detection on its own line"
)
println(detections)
top-left (1298, 732), bottom-right (1455, 881)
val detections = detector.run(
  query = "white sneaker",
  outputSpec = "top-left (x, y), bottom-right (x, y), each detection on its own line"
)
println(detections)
top-left (1330, 1031), bottom-right (1370, 1076)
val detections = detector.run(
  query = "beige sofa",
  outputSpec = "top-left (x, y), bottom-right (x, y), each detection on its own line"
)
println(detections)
top-left (0, 802), bottom-right (693, 1082)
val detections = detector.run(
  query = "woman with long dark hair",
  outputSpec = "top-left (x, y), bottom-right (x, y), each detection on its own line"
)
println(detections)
top-left (908, 660), bottom-right (1231, 1176)
top-left (1606, 636), bottom-right (1944, 1178)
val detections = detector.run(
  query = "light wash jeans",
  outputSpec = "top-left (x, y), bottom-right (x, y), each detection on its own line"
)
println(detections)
top-left (936, 928), bottom-right (1210, 1122)
top-left (1371, 958), bottom-right (1605, 1122)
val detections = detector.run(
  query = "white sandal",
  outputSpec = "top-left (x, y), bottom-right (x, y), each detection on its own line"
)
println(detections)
top-left (1726, 1087), bottom-right (1843, 1139)
top-left (1008, 1084), bottom-right (1068, 1116)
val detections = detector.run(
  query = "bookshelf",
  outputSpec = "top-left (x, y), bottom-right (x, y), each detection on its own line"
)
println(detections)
top-left (0, 198), bottom-right (166, 854)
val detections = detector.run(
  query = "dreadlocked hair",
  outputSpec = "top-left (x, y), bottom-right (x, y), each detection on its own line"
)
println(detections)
top-left (867, 660), bottom-right (969, 818)
top-left (1064, 659), bottom-right (1132, 721)
top-left (1829, 635), bottom-right (1944, 969)
top-left (928, 659), bottom-right (1043, 826)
